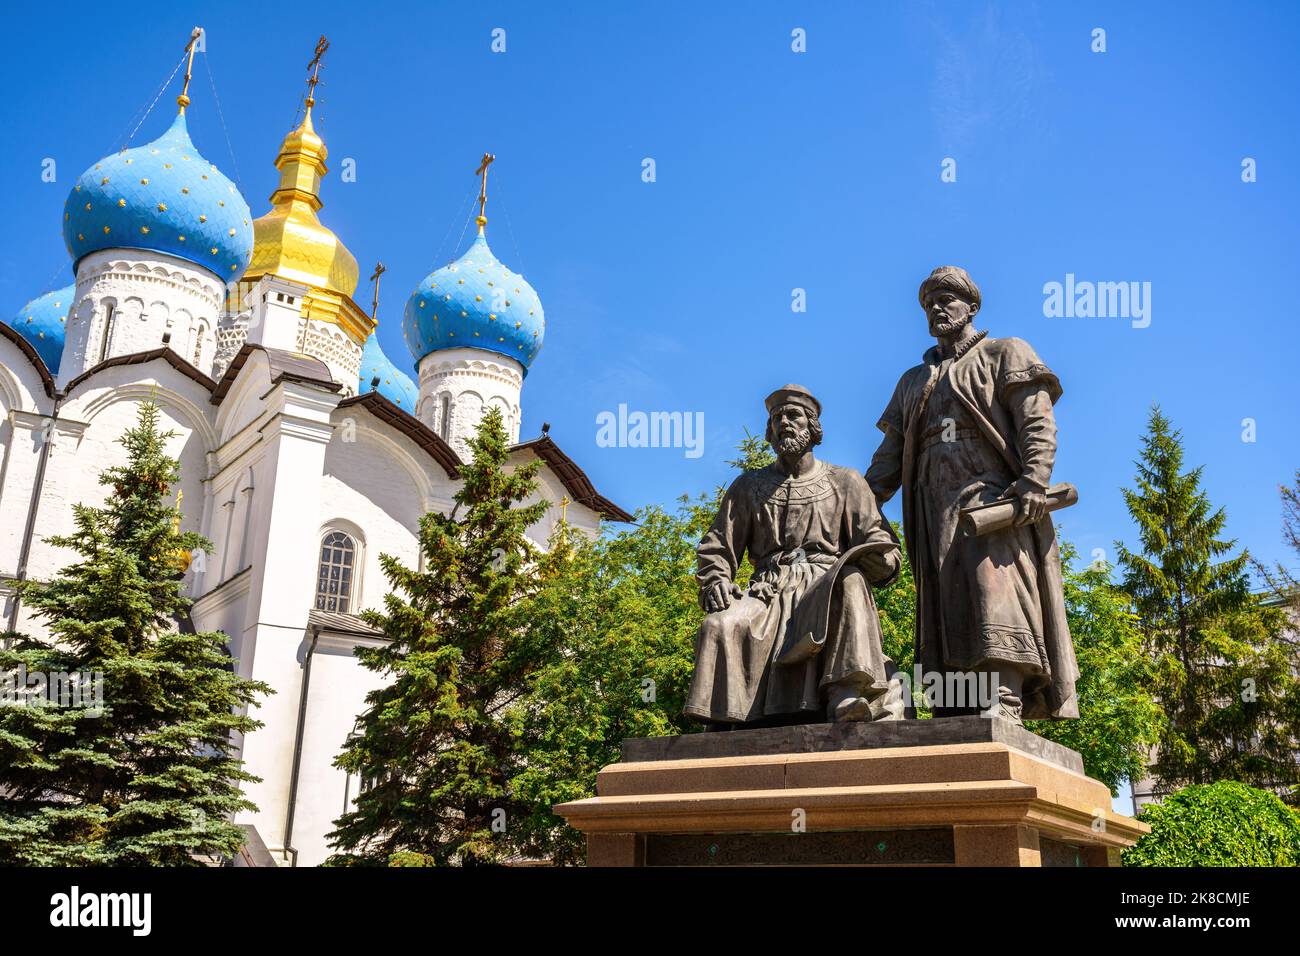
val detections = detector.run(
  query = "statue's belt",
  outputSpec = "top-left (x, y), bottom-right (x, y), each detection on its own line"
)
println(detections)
top-left (755, 549), bottom-right (837, 578)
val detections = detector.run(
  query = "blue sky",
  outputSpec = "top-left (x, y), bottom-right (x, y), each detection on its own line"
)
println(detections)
top-left (3, 0), bottom-right (1297, 580)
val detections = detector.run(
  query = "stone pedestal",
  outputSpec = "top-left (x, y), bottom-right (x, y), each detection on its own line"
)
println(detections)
top-left (554, 716), bottom-right (1148, 867)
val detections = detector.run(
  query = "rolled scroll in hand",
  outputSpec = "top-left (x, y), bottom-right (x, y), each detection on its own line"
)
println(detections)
top-left (959, 482), bottom-right (1078, 536)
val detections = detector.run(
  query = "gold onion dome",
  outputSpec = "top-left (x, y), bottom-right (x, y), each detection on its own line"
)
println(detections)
top-left (244, 101), bottom-right (359, 296)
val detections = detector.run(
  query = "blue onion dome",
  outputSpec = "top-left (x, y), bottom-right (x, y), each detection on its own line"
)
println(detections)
top-left (402, 230), bottom-right (544, 372)
top-left (9, 284), bottom-right (74, 374)
top-left (359, 332), bottom-right (418, 411)
top-left (63, 112), bottom-right (253, 279)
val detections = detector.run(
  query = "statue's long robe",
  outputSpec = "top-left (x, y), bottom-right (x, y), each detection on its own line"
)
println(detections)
top-left (685, 461), bottom-right (901, 724)
top-left (866, 335), bottom-right (1079, 719)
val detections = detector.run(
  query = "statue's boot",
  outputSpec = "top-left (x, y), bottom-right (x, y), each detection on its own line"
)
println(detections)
top-left (976, 664), bottom-right (1026, 725)
top-left (821, 676), bottom-right (894, 723)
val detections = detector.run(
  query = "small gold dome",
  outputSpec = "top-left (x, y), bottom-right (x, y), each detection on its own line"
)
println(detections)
top-left (245, 106), bottom-right (359, 296)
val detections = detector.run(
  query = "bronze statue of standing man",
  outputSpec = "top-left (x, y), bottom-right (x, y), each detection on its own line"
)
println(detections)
top-left (866, 267), bottom-right (1079, 722)
top-left (686, 385), bottom-right (903, 726)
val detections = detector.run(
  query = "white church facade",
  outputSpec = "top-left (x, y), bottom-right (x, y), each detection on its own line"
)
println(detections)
top-left (0, 41), bottom-right (628, 866)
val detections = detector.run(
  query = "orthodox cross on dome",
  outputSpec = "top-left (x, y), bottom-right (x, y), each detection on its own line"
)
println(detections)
top-left (177, 26), bottom-right (203, 114)
top-left (559, 495), bottom-right (570, 525)
top-left (474, 153), bottom-right (496, 230)
top-left (305, 35), bottom-right (330, 111)
top-left (369, 261), bottom-right (386, 321)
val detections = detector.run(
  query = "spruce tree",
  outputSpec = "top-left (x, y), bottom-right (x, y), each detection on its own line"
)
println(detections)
top-left (328, 406), bottom-right (553, 866)
top-left (1116, 406), bottom-right (1299, 797)
top-left (0, 401), bottom-right (269, 865)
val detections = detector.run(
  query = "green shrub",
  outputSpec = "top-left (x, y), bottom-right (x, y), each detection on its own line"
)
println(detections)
top-left (1123, 781), bottom-right (1300, 866)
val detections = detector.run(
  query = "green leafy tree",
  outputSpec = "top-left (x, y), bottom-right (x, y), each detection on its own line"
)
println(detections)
top-left (1253, 469), bottom-right (1300, 627)
top-left (1028, 546), bottom-right (1163, 793)
top-left (328, 406), bottom-right (553, 866)
top-left (0, 401), bottom-right (268, 866)
top-left (1116, 407), bottom-right (1300, 798)
top-left (726, 428), bottom-right (775, 473)
top-left (507, 435), bottom-right (776, 862)
top-left (1123, 781), bottom-right (1300, 866)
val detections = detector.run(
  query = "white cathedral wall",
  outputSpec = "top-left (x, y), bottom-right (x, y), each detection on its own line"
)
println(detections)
top-left (12, 362), bottom-right (214, 638)
top-left (0, 338), bottom-right (56, 587)
top-left (319, 417), bottom-right (444, 614)
top-left (58, 249), bottom-right (225, 387)
top-left (290, 634), bottom-right (390, 866)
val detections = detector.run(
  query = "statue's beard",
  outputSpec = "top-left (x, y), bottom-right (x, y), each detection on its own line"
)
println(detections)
top-left (776, 429), bottom-right (813, 457)
top-left (929, 314), bottom-right (970, 337)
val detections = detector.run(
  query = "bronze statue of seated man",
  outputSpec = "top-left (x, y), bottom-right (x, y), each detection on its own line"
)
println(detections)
top-left (684, 385), bottom-right (903, 727)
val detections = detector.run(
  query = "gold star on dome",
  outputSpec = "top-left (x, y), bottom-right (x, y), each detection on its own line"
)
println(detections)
top-left (475, 295), bottom-right (482, 302)
top-left (178, 235), bottom-right (185, 241)
top-left (125, 158), bottom-right (133, 164)
top-left (228, 228), bottom-right (236, 237)
top-left (158, 203), bottom-right (167, 212)
top-left (488, 313), bottom-right (496, 320)
top-left (140, 226), bottom-right (149, 234)
top-left (514, 322), bottom-right (521, 329)
top-left (77, 233), bottom-right (85, 241)
top-left (85, 202), bottom-right (91, 210)
top-left (140, 178), bottom-right (149, 185)
top-left (199, 215), bottom-right (207, 222)
top-left (118, 199), bottom-right (126, 207)
top-left (101, 177), bottom-right (110, 185)
top-left (210, 246), bottom-right (218, 254)
top-left (219, 200), bottom-right (225, 207)
top-left (164, 163), bottom-right (172, 169)
top-left (181, 187), bottom-right (189, 194)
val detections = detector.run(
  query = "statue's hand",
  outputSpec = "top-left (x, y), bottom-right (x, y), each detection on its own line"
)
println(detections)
top-left (1002, 477), bottom-right (1047, 526)
top-left (701, 581), bottom-right (743, 613)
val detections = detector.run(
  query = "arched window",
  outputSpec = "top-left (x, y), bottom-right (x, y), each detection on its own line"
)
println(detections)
top-left (315, 531), bottom-right (356, 613)
top-left (98, 302), bottom-right (116, 363)
top-left (439, 393), bottom-right (451, 441)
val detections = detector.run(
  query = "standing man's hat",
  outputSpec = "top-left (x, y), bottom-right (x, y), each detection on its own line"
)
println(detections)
top-left (764, 384), bottom-right (822, 417)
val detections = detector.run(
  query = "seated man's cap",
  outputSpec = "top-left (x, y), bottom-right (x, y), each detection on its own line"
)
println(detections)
top-left (764, 383), bottom-right (821, 417)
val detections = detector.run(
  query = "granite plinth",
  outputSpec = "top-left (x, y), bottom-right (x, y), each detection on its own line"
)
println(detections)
top-left (556, 718), bottom-right (1147, 867)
